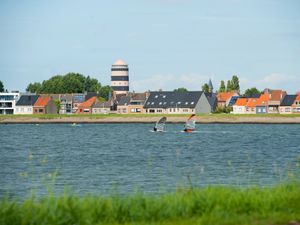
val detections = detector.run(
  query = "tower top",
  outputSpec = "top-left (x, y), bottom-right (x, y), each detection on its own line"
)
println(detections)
top-left (208, 79), bottom-right (213, 92)
top-left (113, 59), bottom-right (127, 66)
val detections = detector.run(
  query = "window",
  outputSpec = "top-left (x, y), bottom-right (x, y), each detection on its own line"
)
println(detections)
top-left (163, 102), bottom-right (167, 105)
top-left (177, 102), bottom-right (181, 104)
top-left (169, 108), bottom-right (172, 112)
top-left (149, 109), bottom-right (155, 113)
top-left (35, 109), bottom-right (38, 113)
top-left (39, 109), bottom-right (43, 113)
top-left (191, 102), bottom-right (194, 104)
top-left (285, 108), bottom-right (291, 112)
top-left (151, 102), bottom-right (154, 105)
top-left (157, 109), bottom-right (162, 113)
top-left (162, 95), bottom-right (166, 98)
top-left (185, 102), bottom-right (188, 105)
top-left (147, 102), bottom-right (150, 105)
top-left (159, 102), bottom-right (162, 105)
top-left (155, 95), bottom-right (158, 98)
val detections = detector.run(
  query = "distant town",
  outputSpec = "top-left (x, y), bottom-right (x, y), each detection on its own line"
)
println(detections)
top-left (0, 59), bottom-right (300, 115)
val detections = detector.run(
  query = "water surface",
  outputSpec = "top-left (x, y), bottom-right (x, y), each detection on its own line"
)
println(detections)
top-left (0, 123), bottom-right (299, 198)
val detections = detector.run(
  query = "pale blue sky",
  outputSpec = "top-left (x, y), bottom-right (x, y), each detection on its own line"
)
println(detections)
top-left (1, 0), bottom-right (299, 93)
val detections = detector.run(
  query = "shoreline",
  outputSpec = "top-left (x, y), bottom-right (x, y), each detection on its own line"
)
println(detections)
top-left (1, 115), bottom-right (300, 124)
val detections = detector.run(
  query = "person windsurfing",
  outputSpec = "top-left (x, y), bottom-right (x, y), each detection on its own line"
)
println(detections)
top-left (183, 114), bottom-right (196, 132)
top-left (153, 116), bottom-right (167, 132)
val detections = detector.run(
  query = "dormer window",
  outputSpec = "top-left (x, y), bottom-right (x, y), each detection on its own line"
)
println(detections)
top-left (155, 95), bottom-right (158, 98)
top-left (177, 102), bottom-right (181, 104)
top-left (162, 95), bottom-right (166, 98)
top-left (191, 102), bottom-right (194, 105)
top-left (159, 102), bottom-right (162, 105)
top-left (185, 102), bottom-right (188, 105)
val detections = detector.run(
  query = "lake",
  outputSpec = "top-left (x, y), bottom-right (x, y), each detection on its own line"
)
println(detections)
top-left (0, 123), bottom-right (299, 198)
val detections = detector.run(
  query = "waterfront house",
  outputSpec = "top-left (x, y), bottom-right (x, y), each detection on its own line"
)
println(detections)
top-left (117, 92), bottom-right (148, 114)
top-left (92, 100), bottom-right (112, 114)
top-left (33, 96), bottom-right (58, 114)
top-left (279, 95), bottom-right (297, 114)
top-left (72, 93), bottom-right (86, 113)
top-left (59, 94), bottom-right (73, 114)
top-left (143, 91), bottom-right (214, 114)
top-left (15, 94), bottom-right (39, 114)
top-left (217, 91), bottom-right (239, 108)
top-left (264, 89), bottom-right (286, 113)
top-left (255, 93), bottom-right (269, 114)
top-left (232, 98), bottom-right (247, 114)
top-left (77, 96), bottom-right (97, 114)
top-left (292, 94), bottom-right (300, 113)
top-left (0, 91), bottom-right (20, 114)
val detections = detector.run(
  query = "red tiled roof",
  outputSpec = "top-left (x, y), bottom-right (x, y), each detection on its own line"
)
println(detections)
top-left (78, 96), bottom-right (97, 108)
top-left (217, 92), bottom-right (236, 102)
top-left (235, 98), bottom-right (248, 106)
top-left (269, 90), bottom-right (286, 101)
top-left (34, 96), bottom-right (50, 107)
top-left (296, 94), bottom-right (300, 101)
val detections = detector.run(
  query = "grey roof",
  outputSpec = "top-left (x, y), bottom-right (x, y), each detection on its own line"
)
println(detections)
top-left (85, 92), bottom-right (97, 101)
top-left (205, 93), bottom-right (217, 110)
top-left (144, 91), bottom-right (203, 108)
top-left (208, 79), bottom-right (213, 90)
top-left (60, 94), bottom-right (73, 102)
top-left (16, 95), bottom-right (39, 106)
top-left (280, 95), bottom-right (297, 106)
top-left (93, 100), bottom-right (111, 108)
top-left (130, 93), bottom-right (147, 101)
top-left (118, 96), bottom-right (131, 106)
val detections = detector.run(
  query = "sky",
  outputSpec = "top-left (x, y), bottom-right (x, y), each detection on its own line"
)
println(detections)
top-left (0, 0), bottom-right (299, 93)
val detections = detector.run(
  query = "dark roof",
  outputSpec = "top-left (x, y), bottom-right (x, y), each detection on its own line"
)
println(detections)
top-left (243, 93), bottom-right (261, 98)
top-left (208, 79), bottom-right (213, 90)
top-left (280, 95), bottom-right (297, 106)
top-left (93, 100), bottom-right (111, 108)
top-left (118, 96), bottom-right (131, 106)
top-left (144, 91), bottom-right (203, 108)
top-left (130, 93), bottom-right (147, 101)
top-left (85, 92), bottom-right (97, 101)
top-left (205, 93), bottom-right (217, 110)
top-left (228, 96), bottom-right (239, 106)
top-left (16, 95), bottom-right (39, 106)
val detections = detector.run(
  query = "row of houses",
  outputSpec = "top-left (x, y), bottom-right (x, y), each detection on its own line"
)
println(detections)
top-left (0, 89), bottom-right (299, 115)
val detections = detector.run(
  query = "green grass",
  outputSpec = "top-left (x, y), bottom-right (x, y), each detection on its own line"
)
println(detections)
top-left (1, 182), bottom-right (300, 225)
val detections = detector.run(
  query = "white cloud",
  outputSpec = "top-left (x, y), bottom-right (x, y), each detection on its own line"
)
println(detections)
top-left (260, 73), bottom-right (297, 84)
top-left (131, 73), bottom-right (210, 92)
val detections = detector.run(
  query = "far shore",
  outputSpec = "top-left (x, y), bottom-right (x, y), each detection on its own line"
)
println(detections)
top-left (1, 114), bottom-right (300, 124)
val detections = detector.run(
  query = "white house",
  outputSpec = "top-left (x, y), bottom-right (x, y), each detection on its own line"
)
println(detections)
top-left (15, 94), bottom-right (39, 114)
top-left (0, 92), bottom-right (20, 114)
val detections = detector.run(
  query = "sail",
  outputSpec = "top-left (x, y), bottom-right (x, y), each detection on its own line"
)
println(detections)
top-left (184, 114), bottom-right (196, 131)
top-left (154, 116), bottom-right (167, 132)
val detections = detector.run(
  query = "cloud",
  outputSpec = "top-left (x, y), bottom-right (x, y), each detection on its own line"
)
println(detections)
top-left (259, 73), bottom-right (297, 84)
top-left (131, 73), bottom-right (210, 92)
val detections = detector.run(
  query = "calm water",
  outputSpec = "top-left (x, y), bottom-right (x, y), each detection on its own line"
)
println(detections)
top-left (0, 123), bottom-right (299, 198)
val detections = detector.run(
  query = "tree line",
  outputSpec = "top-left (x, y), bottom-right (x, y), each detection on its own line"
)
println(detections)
top-left (26, 73), bottom-right (112, 100)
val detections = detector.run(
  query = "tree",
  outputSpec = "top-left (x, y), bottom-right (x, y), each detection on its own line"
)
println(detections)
top-left (231, 75), bottom-right (240, 92)
top-left (53, 99), bottom-right (61, 114)
top-left (202, 83), bottom-right (209, 93)
top-left (26, 82), bottom-right (42, 93)
top-left (99, 85), bottom-right (113, 100)
top-left (244, 87), bottom-right (261, 96)
top-left (0, 80), bottom-right (4, 92)
top-left (174, 87), bottom-right (188, 92)
top-left (226, 80), bottom-right (232, 92)
top-left (219, 80), bottom-right (226, 93)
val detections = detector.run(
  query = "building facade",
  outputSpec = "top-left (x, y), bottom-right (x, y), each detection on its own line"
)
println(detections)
top-left (15, 95), bottom-right (39, 114)
top-left (0, 92), bottom-right (20, 114)
top-left (111, 59), bottom-right (129, 95)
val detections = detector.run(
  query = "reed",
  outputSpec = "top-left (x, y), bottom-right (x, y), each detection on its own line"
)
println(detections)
top-left (1, 182), bottom-right (300, 225)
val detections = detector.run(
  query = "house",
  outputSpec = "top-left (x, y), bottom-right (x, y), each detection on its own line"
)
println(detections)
top-left (292, 94), bottom-right (300, 113)
top-left (33, 96), bottom-right (58, 114)
top-left (217, 91), bottom-right (239, 108)
top-left (255, 93), bottom-right (269, 114)
top-left (76, 96), bottom-right (97, 114)
top-left (92, 100), bottom-right (112, 114)
top-left (72, 93), bottom-right (86, 113)
top-left (117, 92), bottom-right (148, 114)
top-left (232, 98), bottom-right (247, 114)
top-left (279, 95), bottom-right (297, 114)
top-left (0, 91), bottom-right (20, 114)
top-left (143, 91), bottom-right (214, 114)
top-left (15, 94), bottom-right (39, 114)
top-left (264, 89), bottom-right (286, 113)
top-left (59, 94), bottom-right (73, 114)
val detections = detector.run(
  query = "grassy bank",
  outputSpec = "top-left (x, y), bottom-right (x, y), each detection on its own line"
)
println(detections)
top-left (1, 182), bottom-right (300, 225)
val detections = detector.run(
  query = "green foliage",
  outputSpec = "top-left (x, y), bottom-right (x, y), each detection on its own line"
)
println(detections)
top-left (0, 80), bottom-right (4, 92)
top-left (226, 80), bottom-right (232, 92)
top-left (53, 100), bottom-right (61, 114)
top-left (214, 106), bottom-right (233, 114)
top-left (27, 73), bottom-right (102, 94)
top-left (231, 75), bottom-right (240, 93)
top-left (173, 87), bottom-right (188, 92)
top-left (26, 82), bottom-right (42, 93)
top-left (219, 80), bottom-right (226, 93)
top-left (202, 83), bottom-right (209, 93)
top-left (99, 85), bottom-right (113, 100)
top-left (244, 87), bottom-right (261, 96)
top-left (1, 182), bottom-right (300, 225)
